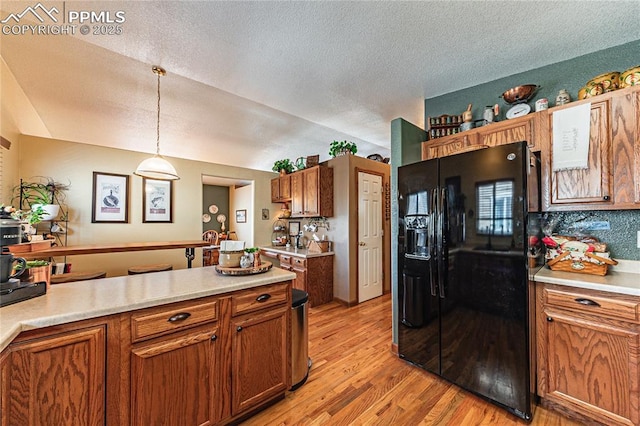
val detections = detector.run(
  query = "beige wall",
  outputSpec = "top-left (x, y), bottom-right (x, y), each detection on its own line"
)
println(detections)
top-left (321, 155), bottom-right (391, 305)
top-left (9, 135), bottom-right (277, 277)
top-left (230, 183), bottom-right (254, 245)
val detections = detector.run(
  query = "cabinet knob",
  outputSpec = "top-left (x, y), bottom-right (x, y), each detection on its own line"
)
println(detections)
top-left (237, 326), bottom-right (243, 332)
top-left (167, 312), bottom-right (191, 323)
top-left (210, 334), bottom-right (217, 341)
top-left (546, 317), bottom-right (553, 322)
top-left (603, 195), bottom-right (610, 201)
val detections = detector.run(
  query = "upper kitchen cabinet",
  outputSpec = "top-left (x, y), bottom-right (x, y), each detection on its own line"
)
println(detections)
top-left (270, 174), bottom-right (291, 203)
top-left (422, 113), bottom-right (540, 161)
top-left (541, 86), bottom-right (640, 211)
top-left (290, 165), bottom-right (334, 217)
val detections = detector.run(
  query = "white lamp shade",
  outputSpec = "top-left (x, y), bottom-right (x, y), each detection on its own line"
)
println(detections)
top-left (134, 155), bottom-right (179, 180)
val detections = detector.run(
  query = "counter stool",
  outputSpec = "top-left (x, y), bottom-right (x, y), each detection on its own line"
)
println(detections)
top-left (128, 263), bottom-right (173, 275)
top-left (51, 270), bottom-right (107, 284)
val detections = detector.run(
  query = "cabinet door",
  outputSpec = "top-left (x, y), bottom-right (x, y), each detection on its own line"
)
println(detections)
top-left (279, 175), bottom-right (291, 200)
top-left (1, 326), bottom-right (106, 426)
top-left (292, 266), bottom-right (307, 292)
top-left (130, 327), bottom-right (219, 426)
top-left (548, 100), bottom-right (612, 207)
top-left (270, 178), bottom-right (280, 202)
top-left (540, 308), bottom-right (639, 426)
top-left (303, 167), bottom-right (320, 216)
top-left (291, 173), bottom-right (304, 216)
top-left (477, 115), bottom-right (536, 151)
top-left (232, 307), bottom-right (288, 415)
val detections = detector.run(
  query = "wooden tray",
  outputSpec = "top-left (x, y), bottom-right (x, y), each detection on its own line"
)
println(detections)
top-left (7, 240), bottom-right (52, 253)
top-left (215, 261), bottom-right (272, 276)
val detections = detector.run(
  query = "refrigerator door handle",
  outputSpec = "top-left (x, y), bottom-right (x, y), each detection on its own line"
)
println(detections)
top-left (437, 187), bottom-right (447, 299)
top-left (428, 188), bottom-right (438, 297)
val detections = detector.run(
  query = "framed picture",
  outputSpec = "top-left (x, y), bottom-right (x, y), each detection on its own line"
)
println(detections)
top-left (288, 221), bottom-right (300, 236)
top-left (236, 209), bottom-right (247, 223)
top-left (143, 178), bottom-right (173, 223)
top-left (92, 172), bottom-right (129, 223)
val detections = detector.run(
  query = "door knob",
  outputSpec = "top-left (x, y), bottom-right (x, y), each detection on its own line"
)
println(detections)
top-left (359, 242), bottom-right (365, 246)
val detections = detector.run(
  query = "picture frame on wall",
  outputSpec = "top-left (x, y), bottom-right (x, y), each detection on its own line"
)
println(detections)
top-left (143, 178), bottom-right (173, 223)
top-left (236, 209), bottom-right (247, 223)
top-left (92, 172), bottom-right (129, 223)
top-left (288, 221), bottom-right (300, 236)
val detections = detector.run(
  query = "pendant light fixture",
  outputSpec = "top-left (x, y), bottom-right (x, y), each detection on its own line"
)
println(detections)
top-left (134, 65), bottom-right (180, 180)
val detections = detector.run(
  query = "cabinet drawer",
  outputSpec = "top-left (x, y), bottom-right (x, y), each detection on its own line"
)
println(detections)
top-left (279, 254), bottom-right (292, 266)
top-left (292, 257), bottom-right (306, 268)
top-left (544, 287), bottom-right (640, 323)
top-left (232, 283), bottom-right (289, 317)
top-left (131, 299), bottom-right (218, 342)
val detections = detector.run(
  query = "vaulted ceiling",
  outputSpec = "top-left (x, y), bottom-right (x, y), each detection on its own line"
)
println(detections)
top-left (2, 1), bottom-right (639, 171)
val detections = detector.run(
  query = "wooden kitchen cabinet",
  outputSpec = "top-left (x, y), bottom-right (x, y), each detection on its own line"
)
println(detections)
top-left (290, 165), bottom-right (334, 217)
top-left (280, 254), bottom-right (334, 307)
top-left (541, 86), bottom-right (640, 211)
top-left (536, 283), bottom-right (640, 426)
top-left (0, 319), bottom-right (116, 426)
top-left (230, 283), bottom-right (289, 415)
top-left (129, 298), bottom-right (221, 426)
top-left (130, 325), bottom-right (220, 426)
top-left (422, 113), bottom-right (539, 161)
top-left (271, 174), bottom-right (291, 203)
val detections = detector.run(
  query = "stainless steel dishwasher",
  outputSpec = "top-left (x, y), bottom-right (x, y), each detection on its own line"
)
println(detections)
top-left (291, 288), bottom-right (311, 390)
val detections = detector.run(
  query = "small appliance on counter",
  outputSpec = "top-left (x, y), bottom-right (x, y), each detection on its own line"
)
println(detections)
top-left (1, 208), bottom-right (47, 307)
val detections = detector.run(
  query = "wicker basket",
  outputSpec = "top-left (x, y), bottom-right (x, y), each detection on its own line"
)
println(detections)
top-left (547, 250), bottom-right (617, 276)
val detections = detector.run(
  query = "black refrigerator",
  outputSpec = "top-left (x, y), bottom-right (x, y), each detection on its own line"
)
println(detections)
top-left (397, 141), bottom-right (538, 421)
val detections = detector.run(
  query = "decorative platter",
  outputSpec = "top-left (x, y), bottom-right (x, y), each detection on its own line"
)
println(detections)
top-left (215, 261), bottom-right (272, 276)
top-left (506, 103), bottom-right (531, 119)
top-left (202, 213), bottom-right (211, 223)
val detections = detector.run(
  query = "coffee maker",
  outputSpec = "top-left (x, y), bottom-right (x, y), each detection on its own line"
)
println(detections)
top-left (1, 208), bottom-right (47, 307)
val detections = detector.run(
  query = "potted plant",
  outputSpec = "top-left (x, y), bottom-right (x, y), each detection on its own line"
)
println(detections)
top-left (272, 159), bottom-right (295, 175)
top-left (12, 178), bottom-right (69, 221)
top-left (13, 259), bottom-right (51, 287)
top-left (329, 140), bottom-right (358, 157)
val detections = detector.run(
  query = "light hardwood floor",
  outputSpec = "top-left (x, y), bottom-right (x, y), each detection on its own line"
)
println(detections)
top-left (242, 294), bottom-right (581, 425)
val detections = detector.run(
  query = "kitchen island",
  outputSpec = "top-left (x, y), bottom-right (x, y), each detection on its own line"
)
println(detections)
top-left (0, 266), bottom-right (296, 425)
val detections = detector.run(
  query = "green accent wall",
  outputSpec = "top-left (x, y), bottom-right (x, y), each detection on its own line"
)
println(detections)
top-left (202, 185), bottom-right (229, 233)
top-left (390, 118), bottom-right (427, 342)
top-left (419, 40), bottom-right (640, 260)
top-left (424, 40), bottom-right (640, 123)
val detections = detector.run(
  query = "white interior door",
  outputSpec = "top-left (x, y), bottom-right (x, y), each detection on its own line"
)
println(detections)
top-left (358, 172), bottom-right (383, 303)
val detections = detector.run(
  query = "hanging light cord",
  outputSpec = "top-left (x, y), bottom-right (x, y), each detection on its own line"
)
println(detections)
top-left (152, 65), bottom-right (166, 156)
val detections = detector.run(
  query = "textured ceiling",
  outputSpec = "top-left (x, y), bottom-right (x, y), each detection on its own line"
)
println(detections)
top-left (2, 1), bottom-right (640, 172)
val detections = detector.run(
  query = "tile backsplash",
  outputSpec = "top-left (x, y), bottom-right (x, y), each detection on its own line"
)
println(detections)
top-left (542, 210), bottom-right (640, 260)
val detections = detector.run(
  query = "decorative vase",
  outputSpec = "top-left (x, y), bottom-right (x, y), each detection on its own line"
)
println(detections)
top-left (253, 252), bottom-right (261, 268)
top-left (279, 169), bottom-right (287, 176)
top-left (240, 254), bottom-right (252, 269)
top-left (337, 149), bottom-right (351, 156)
top-left (555, 89), bottom-right (571, 106)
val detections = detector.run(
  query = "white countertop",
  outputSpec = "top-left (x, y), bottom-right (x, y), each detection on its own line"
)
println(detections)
top-left (260, 245), bottom-right (335, 258)
top-left (0, 266), bottom-right (296, 352)
top-left (534, 259), bottom-right (640, 296)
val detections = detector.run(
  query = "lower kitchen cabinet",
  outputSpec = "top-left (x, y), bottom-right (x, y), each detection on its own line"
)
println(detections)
top-left (231, 307), bottom-right (288, 415)
top-left (0, 320), bottom-right (112, 425)
top-left (536, 283), bottom-right (640, 426)
top-left (279, 254), bottom-right (334, 306)
top-left (130, 324), bottom-right (220, 426)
